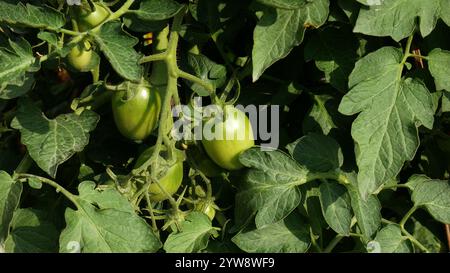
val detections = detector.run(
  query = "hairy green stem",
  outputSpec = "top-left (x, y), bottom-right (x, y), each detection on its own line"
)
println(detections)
top-left (16, 173), bottom-right (80, 210)
top-left (307, 171), bottom-right (350, 185)
top-left (399, 206), bottom-right (417, 229)
top-left (145, 191), bottom-right (158, 231)
top-left (401, 227), bottom-right (430, 253)
top-left (176, 69), bottom-right (214, 92)
top-left (324, 235), bottom-right (344, 253)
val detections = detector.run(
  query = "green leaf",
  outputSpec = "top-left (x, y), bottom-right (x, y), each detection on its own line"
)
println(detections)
top-left (302, 183), bottom-right (326, 238)
top-left (428, 49), bottom-right (450, 92)
top-left (132, 0), bottom-right (183, 21)
top-left (181, 53), bottom-right (227, 96)
top-left (0, 39), bottom-right (38, 99)
top-left (11, 99), bottom-right (99, 178)
top-left (27, 177), bottom-right (43, 190)
top-left (369, 224), bottom-right (413, 253)
top-left (286, 133), bottom-right (343, 172)
top-left (235, 148), bottom-right (308, 229)
top-left (164, 212), bottom-right (217, 253)
top-left (203, 239), bottom-right (242, 253)
top-left (0, 171), bottom-right (22, 242)
top-left (302, 94), bottom-right (339, 135)
top-left (442, 92), bottom-right (450, 112)
top-left (4, 209), bottom-right (58, 253)
top-left (304, 26), bottom-right (358, 91)
top-left (123, 14), bottom-right (167, 33)
top-left (0, 2), bottom-right (65, 29)
top-left (354, 0), bottom-right (450, 41)
top-left (346, 173), bottom-right (381, 239)
top-left (338, 47), bottom-right (434, 198)
top-left (37, 31), bottom-right (58, 47)
top-left (232, 212), bottom-right (310, 253)
top-left (412, 218), bottom-right (446, 253)
top-left (59, 181), bottom-right (161, 253)
top-left (92, 21), bottom-right (143, 82)
top-left (256, 0), bottom-right (308, 10)
top-left (319, 181), bottom-right (352, 235)
top-left (407, 175), bottom-right (450, 224)
top-left (252, 0), bottom-right (329, 81)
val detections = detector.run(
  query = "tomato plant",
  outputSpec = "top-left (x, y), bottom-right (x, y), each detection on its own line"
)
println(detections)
top-left (134, 146), bottom-right (184, 202)
top-left (67, 40), bottom-right (94, 71)
top-left (1, 0), bottom-right (450, 255)
top-left (111, 82), bottom-right (161, 141)
top-left (194, 199), bottom-right (217, 221)
top-left (202, 105), bottom-right (254, 170)
top-left (74, 2), bottom-right (110, 31)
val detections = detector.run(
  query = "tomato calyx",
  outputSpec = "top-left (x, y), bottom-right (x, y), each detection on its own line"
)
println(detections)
top-left (67, 40), bottom-right (97, 72)
top-left (163, 208), bottom-right (188, 232)
top-left (73, 2), bottom-right (110, 32)
top-left (110, 80), bottom-right (162, 141)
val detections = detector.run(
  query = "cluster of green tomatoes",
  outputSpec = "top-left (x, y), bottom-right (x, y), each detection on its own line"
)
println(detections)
top-left (67, 2), bottom-right (254, 221)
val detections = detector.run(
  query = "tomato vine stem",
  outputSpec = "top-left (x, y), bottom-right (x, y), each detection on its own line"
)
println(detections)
top-left (15, 173), bottom-right (81, 210)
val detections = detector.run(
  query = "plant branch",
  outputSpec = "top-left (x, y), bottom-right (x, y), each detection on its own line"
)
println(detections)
top-left (307, 171), bottom-right (350, 185)
top-left (176, 69), bottom-right (214, 92)
top-left (15, 173), bottom-right (80, 210)
top-left (139, 52), bottom-right (167, 64)
top-left (399, 206), bottom-right (417, 229)
top-left (401, 227), bottom-right (430, 253)
top-left (145, 191), bottom-right (158, 231)
top-left (324, 235), bottom-right (344, 253)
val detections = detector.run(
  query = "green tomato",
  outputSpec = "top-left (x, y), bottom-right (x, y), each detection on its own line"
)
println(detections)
top-left (134, 147), bottom-right (184, 202)
top-left (76, 3), bottom-right (110, 31)
top-left (201, 105), bottom-right (254, 170)
top-left (194, 199), bottom-right (216, 221)
top-left (111, 84), bottom-right (161, 141)
top-left (67, 41), bottom-right (93, 72)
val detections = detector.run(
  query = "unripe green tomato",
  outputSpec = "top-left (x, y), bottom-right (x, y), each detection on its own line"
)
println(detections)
top-left (201, 105), bottom-right (254, 170)
top-left (194, 200), bottom-right (216, 221)
top-left (67, 41), bottom-right (93, 72)
top-left (76, 3), bottom-right (110, 31)
top-left (134, 147), bottom-right (184, 202)
top-left (111, 84), bottom-right (161, 141)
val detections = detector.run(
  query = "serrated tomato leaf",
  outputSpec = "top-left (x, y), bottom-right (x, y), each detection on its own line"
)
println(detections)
top-left (286, 133), bottom-right (343, 172)
top-left (354, 0), bottom-right (450, 41)
top-left (131, 0), bottom-right (184, 21)
top-left (59, 181), bottom-right (161, 253)
top-left (92, 21), bottom-right (143, 82)
top-left (164, 212), bottom-right (217, 253)
top-left (0, 2), bottom-right (65, 29)
top-left (319, 181), bottom-right (352, 235)
top-left (11, 99), bottom-right (99, 178)
top-left (339, 47), bottom-right (434, 198)
top-left (252, 0), bottom-right (329, 81)
top-left (235, 148), bottom-right (308, 230)
top-left (4, 209), bottom-right (58, 253)
top-left (369, 224), bottom-right (413, 253)
top-left (232, 212), bottom-right (310, 253)
top-left (0, 171), bottom-right (22, 242)
top-left (407, 175), bottom-right (450, 224)
top-left (0, 39), bottom-right (38, 99)
top-left (428, 49), bottom-right (450, 92)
